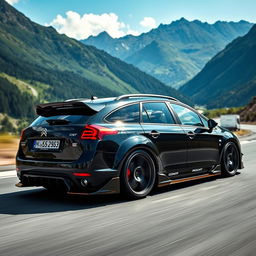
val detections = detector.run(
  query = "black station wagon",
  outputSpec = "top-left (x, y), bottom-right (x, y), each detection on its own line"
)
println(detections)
top-left (16, 94), bottom-right (243, 199)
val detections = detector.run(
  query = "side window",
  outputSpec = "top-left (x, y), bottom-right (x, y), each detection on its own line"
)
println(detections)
top-left (142, 102), bottom-right (175, 124)
top-left (170, 104), bottom-right (203, 126)
top-left (106, 104), bottom-right (140, 123)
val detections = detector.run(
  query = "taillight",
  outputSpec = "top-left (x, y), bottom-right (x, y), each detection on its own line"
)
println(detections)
top-left (73, 172), bottom-right (91, 177)
top-left (20, 129), bottom-right (25, 141)
top-left (81, 124), bottom-right (118, 140)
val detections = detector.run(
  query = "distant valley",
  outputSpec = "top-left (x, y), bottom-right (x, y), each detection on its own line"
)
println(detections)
top-left (83, 18), bottom-right (253, 88)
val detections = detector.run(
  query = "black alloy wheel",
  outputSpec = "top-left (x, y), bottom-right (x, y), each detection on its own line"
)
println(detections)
top-left (121, 149), bottom-right (156, 199)
top-left (222, 142), bottom-right (239, 177)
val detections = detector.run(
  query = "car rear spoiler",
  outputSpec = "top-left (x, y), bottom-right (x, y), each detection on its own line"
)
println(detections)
top-left (36, 101), bottom-right (104, 117)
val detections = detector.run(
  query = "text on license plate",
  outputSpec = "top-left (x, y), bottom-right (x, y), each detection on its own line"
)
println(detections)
top-left (34, 140), bottom-right (60, 149)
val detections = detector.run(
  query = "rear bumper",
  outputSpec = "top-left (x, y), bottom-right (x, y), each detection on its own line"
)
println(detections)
top-left (16, 159), bottom-right (120, 195)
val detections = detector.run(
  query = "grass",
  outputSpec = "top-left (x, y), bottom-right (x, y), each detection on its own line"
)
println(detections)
top-left (234, 129), bottom-right (251, 137)
top-left (203, 106), bottom-right (244, 119)
top-left (0, 134), bottom-right (19, 166)
top-left (0, 72), bottom-right (38, 97)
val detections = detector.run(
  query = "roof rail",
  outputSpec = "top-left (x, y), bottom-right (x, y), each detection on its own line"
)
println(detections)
top-left (115, 94), bottom-right (179, 101)
top-left (65, 98), bottom-right (89, 102)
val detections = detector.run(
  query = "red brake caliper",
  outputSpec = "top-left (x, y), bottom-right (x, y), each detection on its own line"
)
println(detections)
top-left (127, 168), bottom-right (131, 179)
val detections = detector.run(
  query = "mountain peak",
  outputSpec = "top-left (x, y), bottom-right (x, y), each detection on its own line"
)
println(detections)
top-left (0, 0), bottom-right (35, 31)
top-left (86, 31), bottom-right (113, 41)
top-left (85, 31), bottom-right (113, 40)
top-left (178, 17), bottom-right (189, 22)
top-left (169, 17), bottom-right (192, 26)
top-left (238, 19), bottom-right (251, 24)
top-left (96, 31), bottom-right (112, 39)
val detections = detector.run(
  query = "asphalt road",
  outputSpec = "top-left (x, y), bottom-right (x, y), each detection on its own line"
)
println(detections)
top-left (0, 126), bottom-right (256, 256)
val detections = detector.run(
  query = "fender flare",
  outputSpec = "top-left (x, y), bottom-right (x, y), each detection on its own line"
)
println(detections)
top-left (113, 135), bottom-right (163, 174)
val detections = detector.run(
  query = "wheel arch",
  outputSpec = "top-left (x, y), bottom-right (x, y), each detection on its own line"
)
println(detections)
top-left (219, 138), bottom-right (243, 169)
top-left (113, 136), bottom-right (162, 176)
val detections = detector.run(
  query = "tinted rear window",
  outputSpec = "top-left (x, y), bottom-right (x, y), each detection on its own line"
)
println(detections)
top-left (30, 115), bottom-right (92, 126)
top-left (105, 104), bottom-right (140, 123)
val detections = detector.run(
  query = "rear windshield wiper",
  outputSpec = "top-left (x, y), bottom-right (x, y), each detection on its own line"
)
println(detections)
top-left (46, 119), bottom-right (71, 125)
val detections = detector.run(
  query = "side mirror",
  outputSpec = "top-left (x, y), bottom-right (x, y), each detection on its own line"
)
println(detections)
top-left (208, 119), bottom-right (218, 130)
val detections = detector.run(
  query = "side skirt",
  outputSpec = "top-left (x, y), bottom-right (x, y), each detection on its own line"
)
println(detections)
top-left (158, 170), bottom-right (221, 188)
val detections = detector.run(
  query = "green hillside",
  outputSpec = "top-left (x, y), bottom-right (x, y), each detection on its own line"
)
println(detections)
top-left (180, 25), bottom-right (256, 109)
top-left (0, 76), bottom-right (35, 118)
top-left (0, 0), bottom-right (188, 119)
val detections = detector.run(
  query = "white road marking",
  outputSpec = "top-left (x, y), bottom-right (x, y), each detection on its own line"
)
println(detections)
top-left (0, 170), bottom-right (17, 179)
top-left (241, 140), bottom-right (256, 145)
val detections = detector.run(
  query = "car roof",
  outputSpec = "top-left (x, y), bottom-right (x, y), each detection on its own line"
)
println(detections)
top-left (65, 94), bottom-right (179, 105)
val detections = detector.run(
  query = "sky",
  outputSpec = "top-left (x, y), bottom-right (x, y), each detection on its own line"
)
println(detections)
top-left (6, 0), bottom-right (256, 40)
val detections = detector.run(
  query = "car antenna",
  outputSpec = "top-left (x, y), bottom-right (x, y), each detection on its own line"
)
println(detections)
top-left (91, 95), bottom-right (98, 101)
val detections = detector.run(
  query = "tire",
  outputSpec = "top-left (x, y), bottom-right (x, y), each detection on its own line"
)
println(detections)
top-left (120, 149), bottom-right (156, 199)
top-left (221, 142), bottom-right (239, 177)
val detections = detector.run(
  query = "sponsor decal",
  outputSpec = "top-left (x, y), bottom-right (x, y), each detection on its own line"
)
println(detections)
top-left (168, 172), bottom-right (179, 176)
top-left (192, 168), bottom-right (203, 172)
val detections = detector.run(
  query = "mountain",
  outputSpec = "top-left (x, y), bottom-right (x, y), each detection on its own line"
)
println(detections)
top-left (240, 96), bottom-right (256, 122)
top-left (125, 40), bottom-right (199, 87)
top-left (0, 0), bottom-right (188, 119)
top-left (180, 24), bottom-right (256, 109)
top-left (82, 19), bottom-right (253, 88)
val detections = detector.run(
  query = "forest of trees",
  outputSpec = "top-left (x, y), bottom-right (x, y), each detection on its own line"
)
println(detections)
top-left (0, 77), bottom-right (35, 118)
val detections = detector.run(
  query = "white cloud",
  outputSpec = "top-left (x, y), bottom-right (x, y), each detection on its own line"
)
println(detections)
top-left (48, 11), bottom-right (139, 40)
top-left (140, 17), bottom-right (157, 29)
top-left (5, 0), bottom-right (20, 5)
top-left (126, 24), bottom-right (140, 36)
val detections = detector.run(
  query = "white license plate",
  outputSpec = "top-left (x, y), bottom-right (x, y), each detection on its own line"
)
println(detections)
top-left (34, 140), bottom-right (60, 149)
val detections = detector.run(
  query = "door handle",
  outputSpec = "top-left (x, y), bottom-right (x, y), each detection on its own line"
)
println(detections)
top-left (187, 131), bottom-right (195, 140)
top-left (149, 130), bottom-right (160, 139)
